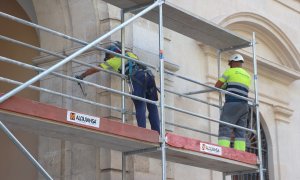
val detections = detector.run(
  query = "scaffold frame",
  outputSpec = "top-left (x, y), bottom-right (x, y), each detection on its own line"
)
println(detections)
top-left (0, 0), bottom-right (264, 179)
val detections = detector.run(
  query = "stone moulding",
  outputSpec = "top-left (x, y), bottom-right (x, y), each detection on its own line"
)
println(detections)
top-left (273, 105), bottom-right (294, 123)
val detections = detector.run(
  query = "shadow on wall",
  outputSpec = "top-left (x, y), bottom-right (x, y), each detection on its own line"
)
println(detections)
top-left (0, 1), bottom-right (40, 180)
top-left (0, 0), bottom-right (40, 101)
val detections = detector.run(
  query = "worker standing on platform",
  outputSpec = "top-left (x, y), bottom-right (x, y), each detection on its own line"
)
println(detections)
top-left (75, 42), bottom-right (160, 134)
top-left (214, 54), bottom-right (251, 151)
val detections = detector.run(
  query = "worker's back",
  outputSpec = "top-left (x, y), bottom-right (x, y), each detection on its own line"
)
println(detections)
top-left (221, 67), bottom-right (251, 102)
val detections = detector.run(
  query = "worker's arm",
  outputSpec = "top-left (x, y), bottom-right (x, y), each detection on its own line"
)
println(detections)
top-left (75, 68), bottom-right (100, 80)
top-left (76, 57), bottom-right (110, 79)
top-left (76, 56), bottom-right (119, 80)
top-left (80, 68), bottom-right (100, 78)
top-left (215, 80), bottom-right (225, 89)
top-left (215, 69), bottom-right (229, 89)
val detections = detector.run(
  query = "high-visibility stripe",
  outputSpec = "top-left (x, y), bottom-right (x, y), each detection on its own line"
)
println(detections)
top-left (226, 88), bottom-right (248, 96)
top-left (227, 82), bottom-right (249, 90)
top-left (226, 82), bottom-right (249, 102)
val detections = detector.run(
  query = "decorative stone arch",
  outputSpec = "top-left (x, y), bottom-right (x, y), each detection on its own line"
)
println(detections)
top-left (219, 12), bottom-right (300, 71)
top-left (0, 0), bottom-right (40, 100)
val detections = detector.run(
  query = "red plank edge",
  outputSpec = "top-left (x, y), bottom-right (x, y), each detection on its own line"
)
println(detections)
top-left (0, 95), bottom-right (159, 144)
top-left (166, 133), bottom-right (257, 165)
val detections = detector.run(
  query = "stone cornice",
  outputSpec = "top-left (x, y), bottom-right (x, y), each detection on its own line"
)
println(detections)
top-left (198, 43), bottom-right (222, 58)
top-left (204, 47), bottom-right (300, 85)
top-left (165, 60), bottom-right (180, 72)
top-left (273, 105), bottom-right (294, 123)
top-left (257, 57), bottom-right (300, 84)
top-left (240, 50), bottom-right (300, 85)
top-left (33, 46), bottom-right (103, 65)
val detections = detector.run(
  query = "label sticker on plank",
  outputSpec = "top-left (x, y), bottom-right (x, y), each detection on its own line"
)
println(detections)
top-left (200, 142), bottom-right (222, 156)
top-left (67, 111), bottom-right (100, 128)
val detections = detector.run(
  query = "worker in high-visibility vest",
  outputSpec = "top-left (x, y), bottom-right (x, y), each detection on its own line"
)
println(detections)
top-left (75, 42), bottom-right (160, 134)
top-left (215, 54), bottom-right (251, 151)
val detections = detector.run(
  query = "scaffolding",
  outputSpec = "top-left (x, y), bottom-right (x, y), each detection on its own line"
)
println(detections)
top-left (0, 0), bottom-right (264, 180)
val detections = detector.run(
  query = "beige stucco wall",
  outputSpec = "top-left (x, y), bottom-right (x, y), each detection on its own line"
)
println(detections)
top-left (0, 0), bottom-right (299, 180)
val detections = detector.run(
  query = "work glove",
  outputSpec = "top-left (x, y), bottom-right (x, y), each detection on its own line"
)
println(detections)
top-left (75, 75), bottom-right (84, 80)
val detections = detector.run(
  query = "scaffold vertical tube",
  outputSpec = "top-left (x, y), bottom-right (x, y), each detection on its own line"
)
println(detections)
top-left (217, 50), bottom-right (225, 179)
top-left (121, 10), bottom-right (126, 123)
top-left (158, 1), bottom-right (167, 180)
top-left (122, 153), bottom-right (126, 180)
top-left (250, 105), bottom-right (254, 129)
top-left (217, 50), bottom-right (222, 111)
top-left (223, 173), bottom-right (226, 180)
top-left (0, 121), bottom-right (53, 180)
top-left (252, 32), bottom-right (264, 180)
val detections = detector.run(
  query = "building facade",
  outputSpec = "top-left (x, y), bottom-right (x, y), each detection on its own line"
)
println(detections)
top-left (0, 0), bottom-right (299, 179)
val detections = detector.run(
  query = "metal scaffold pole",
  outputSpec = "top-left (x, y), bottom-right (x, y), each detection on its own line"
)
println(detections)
top-left (218, 50), bottom-right (226, 180)
top-left (217, 50), bottom-right (222, 113)
top-left (158, 1), bottom-right (167, 180)
top-left (252, 32), bottom-right (264, 180)
top-left (121, 9), bottom-right (126, 124)
top-left (122, 152), bottom-right (126, 180)
top-left (121, 9), bottom-right (127, 180)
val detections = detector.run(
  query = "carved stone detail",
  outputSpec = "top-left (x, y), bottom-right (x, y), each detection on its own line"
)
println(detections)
top-left (273, 105), bottom-right (293, 123)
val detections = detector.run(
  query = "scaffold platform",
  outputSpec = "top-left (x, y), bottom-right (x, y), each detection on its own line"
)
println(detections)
top-left (103, 0), bottom-right (250, 50)
top-left (0, 95), bottom-right (257, 173)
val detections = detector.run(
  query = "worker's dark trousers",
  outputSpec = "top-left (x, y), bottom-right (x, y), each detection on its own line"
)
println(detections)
top-left (132, 70), bottom-right (160, 134)
top-left (218, 102), bottom-right (249, 141)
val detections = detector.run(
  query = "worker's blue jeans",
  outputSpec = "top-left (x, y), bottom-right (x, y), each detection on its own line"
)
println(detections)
top-left (218, 102), bottom-right (249, 141)
top-left (131, 70), bottom-right (160, 134)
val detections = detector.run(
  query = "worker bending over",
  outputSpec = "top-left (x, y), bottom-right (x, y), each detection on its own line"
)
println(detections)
top-left (215, 54), bottom-right (251, 151)
top-left (75, 42), bottom-right (160, 134)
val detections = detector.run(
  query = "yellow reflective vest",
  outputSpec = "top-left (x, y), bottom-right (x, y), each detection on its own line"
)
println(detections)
top-left (99, 52), bottom-right (138, 73)
top-left (218, 67), bottom-right (251, 102)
